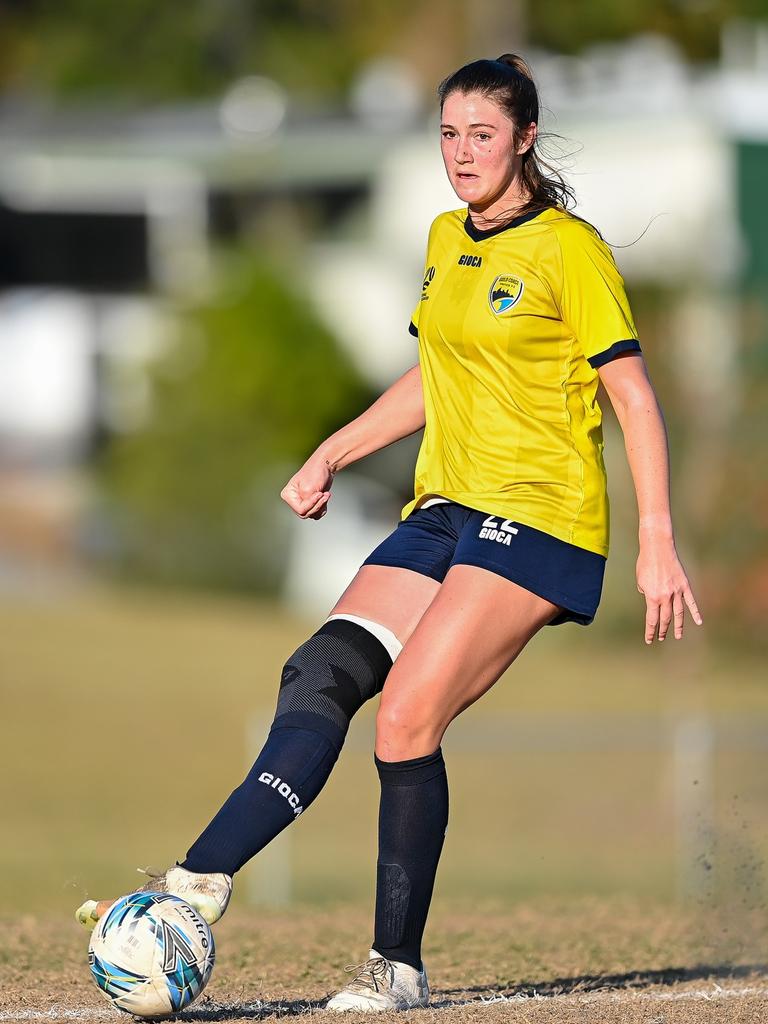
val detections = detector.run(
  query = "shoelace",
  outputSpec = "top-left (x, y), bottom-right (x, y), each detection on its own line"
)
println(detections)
top-left (342, 956), bottom-right (393, 994)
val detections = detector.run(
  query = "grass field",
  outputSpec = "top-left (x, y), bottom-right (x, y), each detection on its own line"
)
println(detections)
top-left (1, 581), bottom-right (767, 1021)
top-left (2, 901), bottom-right (767, 1022)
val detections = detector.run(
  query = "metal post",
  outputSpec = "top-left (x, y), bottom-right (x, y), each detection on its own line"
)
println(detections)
top-left (244, 712), bottom-right (293, 907)
top-left (673, 714), bottom-right (716, 905)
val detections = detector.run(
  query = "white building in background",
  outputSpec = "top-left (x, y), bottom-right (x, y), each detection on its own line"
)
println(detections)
top-left (0, 291), bottom-right (94, 460)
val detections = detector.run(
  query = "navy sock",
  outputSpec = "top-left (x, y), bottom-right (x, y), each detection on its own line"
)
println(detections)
top-left (182, 722), bottom-right (342, 876)
top-left (181, 618), bottom-right (393, 877)
top-left (372, 747), bottom-right (449, 972)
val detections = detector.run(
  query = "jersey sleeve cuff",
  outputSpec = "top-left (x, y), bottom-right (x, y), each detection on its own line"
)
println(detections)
top-left (588, 338), bottom-right (641, 368)
top-left (409, 320), bottom-right (419, 338)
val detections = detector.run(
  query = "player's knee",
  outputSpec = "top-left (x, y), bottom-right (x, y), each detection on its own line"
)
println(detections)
top-left (273, 617), bottom-right (394, 748)
top-left (375, 696), bottom-right (445, 758)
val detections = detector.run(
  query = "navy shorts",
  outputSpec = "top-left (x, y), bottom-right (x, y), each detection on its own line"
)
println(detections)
top-left (362, 501), bottom-right (606, 626)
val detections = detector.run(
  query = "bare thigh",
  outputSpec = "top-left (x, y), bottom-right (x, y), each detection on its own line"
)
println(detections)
top-left (329, 564), bottom-right (441, 645)
top-left (375, 564), bottom-right (563, 760)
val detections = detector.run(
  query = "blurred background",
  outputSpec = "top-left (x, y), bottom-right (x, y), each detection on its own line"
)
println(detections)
top-left (0, 1), bottom-right (766, 941)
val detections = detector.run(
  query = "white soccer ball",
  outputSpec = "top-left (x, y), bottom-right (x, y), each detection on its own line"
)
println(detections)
top-left (88, 891), bottom-right (215, 1018)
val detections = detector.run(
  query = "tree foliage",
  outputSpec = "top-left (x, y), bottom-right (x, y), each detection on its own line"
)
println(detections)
top-left (95, 250), bottom-right (373, 590)
top-left (0, 0), bottom-right (422, 101)
top-left (527, 0), bottom-right (768, 62)
top-left (4, 0), bottom-right (768, 102)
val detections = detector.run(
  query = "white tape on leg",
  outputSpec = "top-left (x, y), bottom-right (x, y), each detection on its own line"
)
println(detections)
top-left (324, 613), bottom-right (403, 663)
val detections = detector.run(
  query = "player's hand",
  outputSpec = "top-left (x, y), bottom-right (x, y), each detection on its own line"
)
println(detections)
top-left (636, 542), bottom-right (703, 644)
top-left (280, 455), bottom-right (335, 520)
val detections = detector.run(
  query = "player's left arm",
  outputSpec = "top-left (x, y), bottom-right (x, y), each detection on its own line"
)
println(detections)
top-left (597, 352), bottom-right (704, 645)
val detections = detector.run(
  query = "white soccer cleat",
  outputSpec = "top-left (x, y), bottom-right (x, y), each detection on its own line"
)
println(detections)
top-left (325, 949), bottom-right (429, 1012)
top-left (137, 865), bottom-right (233, 925)
top-left (75, 865), bottom-right (233, 931)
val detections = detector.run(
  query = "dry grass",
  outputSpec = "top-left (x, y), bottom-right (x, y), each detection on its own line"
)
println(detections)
top-left (2, 582), bottom-right (766, 915)
top-left (1, 899), bottom-right (767, 1023)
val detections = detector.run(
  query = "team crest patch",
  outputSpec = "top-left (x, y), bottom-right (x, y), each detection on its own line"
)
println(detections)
top-left (488, 274), bottom-right (524, 315)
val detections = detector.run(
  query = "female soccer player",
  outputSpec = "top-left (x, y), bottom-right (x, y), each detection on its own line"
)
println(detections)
top-left (77, 54), bottom-right (703, 1012)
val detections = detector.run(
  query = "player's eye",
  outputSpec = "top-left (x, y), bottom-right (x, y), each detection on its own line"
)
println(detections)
top-left (441, 130), bottom-right (456, 138)
top-left (476, 133), bottom-right (491, 141)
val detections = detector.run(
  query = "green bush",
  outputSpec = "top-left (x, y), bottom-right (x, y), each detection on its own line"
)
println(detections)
top-left (94, 250), bottom-right (373, 591)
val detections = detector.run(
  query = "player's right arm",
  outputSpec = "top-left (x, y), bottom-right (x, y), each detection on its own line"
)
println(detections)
top-left (280, 363), bottom-right (424, 520)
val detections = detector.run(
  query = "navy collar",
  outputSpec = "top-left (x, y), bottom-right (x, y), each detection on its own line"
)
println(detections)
top-left (463, 207), bottom-right (548, 242)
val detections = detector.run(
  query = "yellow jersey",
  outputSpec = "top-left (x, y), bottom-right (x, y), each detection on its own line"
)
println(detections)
top-left (401, 205), bottom-right (641, 557)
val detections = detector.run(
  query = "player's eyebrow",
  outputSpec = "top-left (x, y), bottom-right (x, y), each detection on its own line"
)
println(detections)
top-left (440, 122), bottom-right (498, 129)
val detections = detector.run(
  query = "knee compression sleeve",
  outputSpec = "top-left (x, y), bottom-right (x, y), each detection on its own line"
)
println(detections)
top-left (273, 617), bottom-right (396, 751)
top-left (182, 616), bottom-right (395, 875)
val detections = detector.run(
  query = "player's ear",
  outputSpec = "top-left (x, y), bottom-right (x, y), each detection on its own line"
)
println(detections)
top-left (516, 121), bottom-right (537, 156)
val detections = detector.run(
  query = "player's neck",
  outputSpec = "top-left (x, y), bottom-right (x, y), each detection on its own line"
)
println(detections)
top-left (467, 183), bottom-right (532, 230)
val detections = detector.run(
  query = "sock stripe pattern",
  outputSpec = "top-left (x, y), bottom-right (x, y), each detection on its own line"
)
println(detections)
top-left (373, 747), bottom-right (449, 972)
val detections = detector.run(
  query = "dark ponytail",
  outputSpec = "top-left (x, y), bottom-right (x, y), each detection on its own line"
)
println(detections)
top-left (438, 53), bottom-right (592, 233)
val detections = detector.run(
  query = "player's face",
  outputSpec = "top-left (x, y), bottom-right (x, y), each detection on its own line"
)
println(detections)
top-left (440, 91), bottom-right (535, 209)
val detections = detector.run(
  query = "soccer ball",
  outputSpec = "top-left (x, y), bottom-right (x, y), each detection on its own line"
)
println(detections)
top-left (88, 891), bottom-right (215, 1018)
